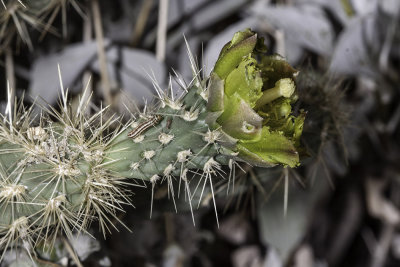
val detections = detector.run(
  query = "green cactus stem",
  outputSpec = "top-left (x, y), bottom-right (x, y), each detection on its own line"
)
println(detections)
top-left (0, 29), bottom-right (305, 261)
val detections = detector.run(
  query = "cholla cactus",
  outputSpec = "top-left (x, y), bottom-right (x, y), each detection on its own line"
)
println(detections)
top-left (0, 29), bottom-right (305, 261)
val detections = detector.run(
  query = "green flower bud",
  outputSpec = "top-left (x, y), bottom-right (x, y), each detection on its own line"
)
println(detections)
top-left (206, 29), bottom-right (305, 168)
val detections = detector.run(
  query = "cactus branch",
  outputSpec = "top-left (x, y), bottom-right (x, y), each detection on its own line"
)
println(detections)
top-left (0, 29), bottom-right (306, 261)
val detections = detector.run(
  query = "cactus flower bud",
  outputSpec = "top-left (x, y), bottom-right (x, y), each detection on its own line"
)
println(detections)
top-left (206, 29), bottom-right (305, 167)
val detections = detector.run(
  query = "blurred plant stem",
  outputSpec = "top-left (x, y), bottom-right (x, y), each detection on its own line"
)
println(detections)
top-left (371, 225), bottom-right (395, 267)
top-left (165, 213), bottom-right (175, 245)
top-left (63, 237), bottom-right (83, 267)
top-left (81, 1), bottom-right (93, 112)
top-left (131, 0), bottom-right (154, 47)
top-left (156, 0), bottom-right (169, 62)
top-left (91, 0), bottom-right (112, 105)
top-left (5, 48), bottom-right (15, 97)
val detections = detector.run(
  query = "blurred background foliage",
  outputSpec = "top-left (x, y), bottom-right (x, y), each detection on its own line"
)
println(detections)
top-left (0, 0), bottom-right (400, 266)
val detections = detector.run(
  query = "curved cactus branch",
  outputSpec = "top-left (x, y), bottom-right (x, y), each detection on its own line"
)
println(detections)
top-left (0, 29), bottom-right (305, 262)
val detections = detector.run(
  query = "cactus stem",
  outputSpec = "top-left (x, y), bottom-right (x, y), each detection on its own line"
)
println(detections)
top-left (0, 29), bottom-right (307, 259)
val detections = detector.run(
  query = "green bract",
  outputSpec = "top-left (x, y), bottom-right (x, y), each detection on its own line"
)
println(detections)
top-left (206, 29), bottom-right (305, 168)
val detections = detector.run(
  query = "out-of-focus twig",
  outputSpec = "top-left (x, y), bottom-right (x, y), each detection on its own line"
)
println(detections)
top-left (293, 244), bottom-right (314, 267)
top-left (91, 0), bottom-right (111, 105)
top-left (275, 30), bottom-right (285, 57)
top-left (165, 212), bottom-right (174, 245)
top-left (379, 14), bottom-right (398, 81)
top-left (366, 178), bottom-right (400, 225)
top-left (366, 177), bottom-right (400, 267)
top-left (156, 0), bottom-right (168, 62)
top-left (131, 0), bottom-right (153, 46)
top-left (63, 237), bottom-right (83, 267)
top-left (61, 0), bottom-right (67, 38)
top-left (259, 23), bottom-right (285, 56)
top-left (81, 2), bottom-right (92, 111)
top-left (5, 48), bottom-right (15, 100)
top-left (386, 104), bottom-right (400, 134)
top-left (370, 224), bottom-right (395, 267)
